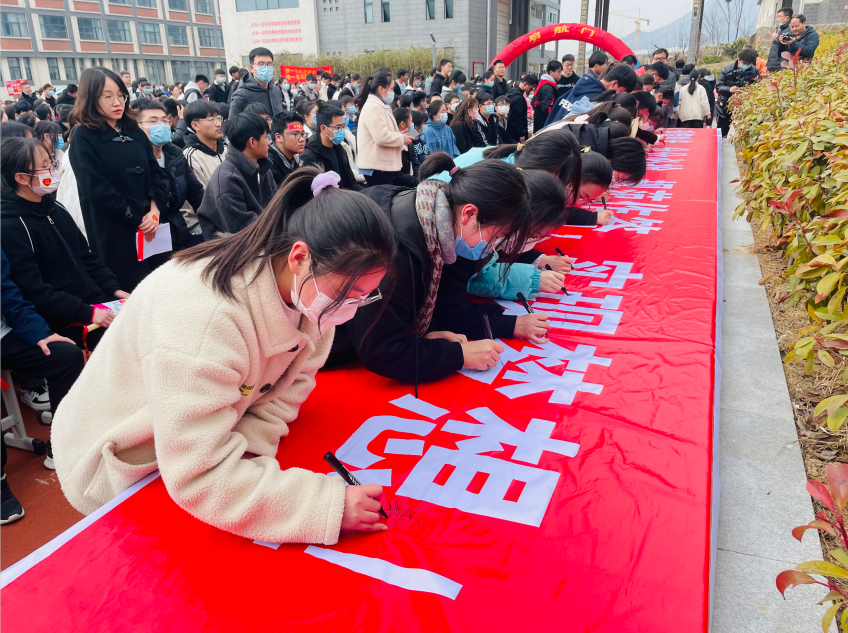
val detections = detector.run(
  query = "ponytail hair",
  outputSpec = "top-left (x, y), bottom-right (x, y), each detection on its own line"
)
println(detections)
top-left (354, 71), bottom-right (392, 110)
top-left (607, 137), bottom-right (646, 185)
top-left (483, 128), bottom-right (582, 205)
top-left (418, 152), bottom-right (532, 261)
top-left (175, 167), bottom-right (398, 321)
top-left (521, 170), bottom-right (569, 232)
top-left (688, 69), bottom-right (700, 95)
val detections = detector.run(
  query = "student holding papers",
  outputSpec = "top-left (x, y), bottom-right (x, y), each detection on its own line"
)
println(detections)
top-left (54, 168), bottom-right (396, 544)
top-left (1, 137), bottom-right (129, 351)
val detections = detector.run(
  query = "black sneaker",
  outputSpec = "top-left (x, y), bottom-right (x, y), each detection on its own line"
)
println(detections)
top-left (1, 476), bottom-right (25, 525)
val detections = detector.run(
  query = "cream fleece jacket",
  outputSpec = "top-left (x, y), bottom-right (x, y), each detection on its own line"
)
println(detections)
top-left (356, 94), bottom-right (404, 171)
top-left (52, 258), bottom-right (347, 545)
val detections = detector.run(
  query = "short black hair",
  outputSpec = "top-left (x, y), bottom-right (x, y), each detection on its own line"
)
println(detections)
top-left (738, 48), bottom-right (758, 64)
top-left (493, 59), bottom-right (505, 67)
top-left (439, 58), bottom-right (452, 68)
top-left (215, 68), bottom-right (226, 75)
top-left (14, 101), bottom-right (33, 114)
top-left (396, 69), bottom-right (408, 78)
top-left (653, 48), bottom-right (669, 57)
top-left (138, 79), bottom-right (150, 87)
top-left (66, 84), bottom-right (78, 94)
top-left (195, 74), bottom-right (209, 84)
top-left (56, 104), bottom-right (73, 122)
top-left (161, 99), bottom-right (178, 118)
top-left (546, 60), bottom-right (563, 73)
top-left (18, 113), bottom-right (36, 128)
top-left (604, 64), bottom-right (638, 91)
top-left (651, 62), bottom-right (670, 81)
top-left (588, 51), bottom-right (608, 68)
top-left (229, 65), bottom-right (239, 74)
top-left (794, 13), bottom-right (807, 22)
top-left (621, 54), bottom-right (638, 66)
top-left (34, 104), bottom-right (52, 120)
top-left (226, 112), bottom-right (269, 151)
top-left (411, 110), bottom-right (426, 128)
top-left (134, 98), bottom-right (166, 114)
top-left (248, 47), bottom-right (274, 62)
top-left (778, 7), bottom-right (793, 17)
top-left (399, 92), bottom-right (414, 108)
top-left (244, 102), bottom-right (271, 117)
top-left (185, 99), bottom-right (219, 128)
top-left (675, 59), bottom-right (685, 69)
top-left (316, 103), bottom-right (344, 129)
top-left (351, 73), bottom-right (361, 81)
top-left (271, 110), bottom-right (305, 137)
top-left (522, 72), bottom-right (539, 87)
top-left (561, 54), bottom-right (575, 63)
top-left (392, 106), bottom-right (411, 128)
top-left (639, 74), bottom-right (655, 86)
top-left (412, 91), bottom-right (426, 108)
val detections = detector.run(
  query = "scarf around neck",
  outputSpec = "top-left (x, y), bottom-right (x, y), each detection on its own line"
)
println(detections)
top-left (413, 179), bottom-right (456, 335)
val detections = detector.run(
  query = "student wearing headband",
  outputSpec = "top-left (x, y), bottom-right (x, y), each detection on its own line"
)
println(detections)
top-left (53, 168), bottom-right (398, 545)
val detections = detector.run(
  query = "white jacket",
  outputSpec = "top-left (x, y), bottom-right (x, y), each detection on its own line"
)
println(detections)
top-left (678, 82), bottom-right (710, 123)
top-left (356, 94), bottom-right (405, 171)
top-left (53, 258), bottom-right (346, 545)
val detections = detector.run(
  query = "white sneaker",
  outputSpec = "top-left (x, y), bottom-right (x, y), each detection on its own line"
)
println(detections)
top-left (44, 442), bottom-right (55, 470)
top-left (21, 384), bottom-right (50, 411)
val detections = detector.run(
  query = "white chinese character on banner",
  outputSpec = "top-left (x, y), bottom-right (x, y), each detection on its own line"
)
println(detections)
top-left (569, 261), bottom-right (642, 289)
top-left (594, 216), bottom-right (663, 234)
top-left (510, 291), bottom-right (623, 335)
top-left (397, 408), bottom-right (580, 526)
top-left (497, 361), bottom-right (604, 405)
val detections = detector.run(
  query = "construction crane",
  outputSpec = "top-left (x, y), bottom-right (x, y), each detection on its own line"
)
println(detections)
top-left (610, 8), bottom-right (650, 54)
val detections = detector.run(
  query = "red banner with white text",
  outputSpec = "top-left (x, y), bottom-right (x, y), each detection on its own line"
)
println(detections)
top-left (1, 130), bottom-right (722, 633)
top-left (279, 65), bottom-right (332, 84)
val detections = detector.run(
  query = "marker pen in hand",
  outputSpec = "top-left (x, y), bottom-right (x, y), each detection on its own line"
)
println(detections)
top-left (545, 264), bottom-right (570, 296)
top-left (324, 451), bottom-right (389, 518)
top-left (482, 314), bottom-right (504, 368)
top-left (517, 291), bottom-right (547, 338)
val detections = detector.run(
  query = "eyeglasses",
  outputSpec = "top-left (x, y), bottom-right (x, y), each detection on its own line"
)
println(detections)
top-left (254, 61), bottom-right (274, 68)
top-left (201, 116), bottom-right (224, 125)
top-left (325, 124), bottom-right (346, 132)
top-left (139, 118), bottom-right (169, 127)
top-left (324, 280), bottom-right (383, 307)
top-left (100, 93), bottom-right (128, 104)
top-left (284, 131), bottom-right (306, 140)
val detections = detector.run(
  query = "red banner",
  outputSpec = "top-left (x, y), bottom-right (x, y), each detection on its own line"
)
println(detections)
top-left (5, 80), bottom-right (24, 98)
top-left (1, 130), bottom-right (722, 632)
top-left (279, 65), bottom-right (332, 84)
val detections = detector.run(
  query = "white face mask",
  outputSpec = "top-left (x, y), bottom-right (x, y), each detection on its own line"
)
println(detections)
top-left (497, 105), bottom-right (510, 116)
top-left (290, 273), bottom-right (359, 327)
top-left (28, 170), bottom-right (61, 195)
top-left (450, 102), bottom-right (460, 112)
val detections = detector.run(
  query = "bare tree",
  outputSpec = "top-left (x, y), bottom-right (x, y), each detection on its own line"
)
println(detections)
top-left (712, 0), bottom-right (756, 43)
top-left (702, 1), bottom-right (726, 48)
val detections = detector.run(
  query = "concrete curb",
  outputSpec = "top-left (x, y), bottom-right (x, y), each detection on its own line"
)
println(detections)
top-left (712, 141), bottom-right (824, 631)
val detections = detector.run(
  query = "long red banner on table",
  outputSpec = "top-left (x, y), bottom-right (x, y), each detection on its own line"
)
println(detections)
top-left (2, 129), bottom-right (722, 632)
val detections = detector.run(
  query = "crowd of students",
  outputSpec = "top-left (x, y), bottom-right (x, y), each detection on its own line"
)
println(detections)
top-left (2, 45), bottom-right (674, 537)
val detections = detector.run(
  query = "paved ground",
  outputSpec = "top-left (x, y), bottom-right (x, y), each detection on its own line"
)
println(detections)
top-left (713, 139), bottom-right (824, 631)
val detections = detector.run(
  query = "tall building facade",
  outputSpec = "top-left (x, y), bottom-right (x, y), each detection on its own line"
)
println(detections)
top-left (0, 0), bottom-right (227, 100)
top-left (218, 0), bottom-right (560, 80)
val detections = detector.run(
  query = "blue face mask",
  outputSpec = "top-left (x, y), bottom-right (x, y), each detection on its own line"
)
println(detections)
top-left (48, 90), bottom-right (55, 96)
top-left (308, 82), bottom-right (317, 90)
top-left (148, 123), bottom-right (172, 146)
top-left (311, 114), bottom-right (317, 126)
top-left (456, 85), bottom-right (463, 93)
top-left (54, 137), bottom-right (64, 152)
top-left (143, 88), bottom-right (152, 95)
top-left (348, 104), bottom-right (356, 115)
top-left (437, 113), bottom-right (448, 124)
top-left (454, 223), bottom-right (490, 261)
top-left (352, 83), bottom-right (360, 90)
top-left (326, 128), bottom-right (346, 145)
top-left (483, 104), bottom-right (495, 116)
top-left (344, 114), bottom-right (350, 126)
top-left (382, 94), bottom-right (395, 105)
top-left (739, 63), bottom-right (752, 70)
top-left (256, 66), bottom-right (274, 83)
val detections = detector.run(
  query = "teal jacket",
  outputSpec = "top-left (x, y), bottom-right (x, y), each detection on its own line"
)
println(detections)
top-left (467, 253), bottom-right (541, 300)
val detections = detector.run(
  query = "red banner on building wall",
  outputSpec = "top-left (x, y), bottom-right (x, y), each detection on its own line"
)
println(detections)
top-left (5, 80), bottom-right (24, 98)
top-left (279, 65), bottom-right (332, 83)
top-left (1, 130), bottom-right (722, 633)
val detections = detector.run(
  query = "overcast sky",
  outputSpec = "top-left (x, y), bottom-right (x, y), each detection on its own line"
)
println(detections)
top-left (556, 0), bottom-right (694, 57)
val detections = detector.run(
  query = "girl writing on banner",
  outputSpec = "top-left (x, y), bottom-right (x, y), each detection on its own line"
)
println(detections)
top-left (54, 169), bottom-right (398, 544)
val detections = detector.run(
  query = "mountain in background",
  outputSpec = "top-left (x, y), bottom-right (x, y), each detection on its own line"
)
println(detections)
top-left (620, 0), bottom-right (759, 53)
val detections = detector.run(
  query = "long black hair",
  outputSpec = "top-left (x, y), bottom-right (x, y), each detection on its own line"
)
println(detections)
top-left (71, 67), bottom-right (137, 131)
top-left (418, 152), bottom-right (531, 261)
top-left (354, 71), bottom-right (392, 111)
top-left (521, 169), bottom-right (569, 232)
top-left (484, 128), bottom-right (582, 205)
top-left (688, 69), bottom-right (701, 95)
top-left (608, 137), bottom-right (647, 185)
top-left (176, 167), bottom-right (398, 327)
top-left (0, 136), bottom-right (48, 193)
top-left (580, 151), bottom-right (613, 189)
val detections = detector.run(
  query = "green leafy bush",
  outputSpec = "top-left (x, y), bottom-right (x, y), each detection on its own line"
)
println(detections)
top-left (701, 54), bottom-right (723, 64)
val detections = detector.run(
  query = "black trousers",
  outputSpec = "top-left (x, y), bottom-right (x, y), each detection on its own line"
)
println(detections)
top-left (679, 120), bottom-right (705, 128)
top-left (364, 170), bottom-right (418, 188)
top-left (1, 334), bottom-right (85, 474)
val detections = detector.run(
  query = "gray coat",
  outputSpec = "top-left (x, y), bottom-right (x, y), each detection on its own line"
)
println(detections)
top-left (766, 20), bottom-right (793, 71)
top-left (229, 74), bottom-right (284, 118)
top-left (197, 147), bottom-right (276, 240)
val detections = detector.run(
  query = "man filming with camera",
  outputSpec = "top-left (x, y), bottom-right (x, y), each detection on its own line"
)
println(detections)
top-left (716, 48), bottom-right (760, 138)
top-left (783, 14), bottom-right (820, 63)
top-left (766, 7), bottom-right (794, 72)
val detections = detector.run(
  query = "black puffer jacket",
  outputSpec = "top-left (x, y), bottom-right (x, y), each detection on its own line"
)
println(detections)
top-left (767, 20), bottom-right (793, 71)
top-left (229, 73), bottom-right (284, 118)
top-left (1, 191), bottom-right (121, 329)
top-left (330, 186), bottom-right (515, 385)
top-left (155, 143), bottom-right (204, 249)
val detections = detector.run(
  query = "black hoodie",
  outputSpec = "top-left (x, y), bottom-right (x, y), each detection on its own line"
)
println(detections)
top-left (1, 191), bottom-right (120, 329)
top-left (328, 186), bottom-right (515, 387)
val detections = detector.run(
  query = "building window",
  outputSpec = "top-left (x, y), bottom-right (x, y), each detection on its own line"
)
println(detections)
top-left (235, 0), bottom-right (299, 10)
top-left (39, 15), bottom-right (69, 39)
top-left (110, 0), bottom-right (131, 5)
top-left (136, 0), bottom-right (156, 7)
top-left (197, 27), bottom-right (215, 47)
top-left (1, 13), bottom-right (29, 38)
top-left (167, 25), bottom-right (188, 46)
top-left (547, 9), bottom-right (558, 23)
top-left (195, 0), bottom-right (211, 13)
top-left (145, 59), bottom-right (166, 84)
top-left (425, 0), bottom-right (434, 20)
top-left (364, 0), bottom-right (372, 23)
top-left (381, 0), bottom-right (390, 21)
top-left (216, 30), bottom-right (223, 47)
top-left (530, 3), bottom-right (543, 19)
top-left (137, 23), bottom-right (161, 44)
top-left (107, 20), bottom-right (132, 42)
top-left (195, 61), bottom-right (215, 78)
top-left (168, 0), bottom-right (187, 10)
top-left (47, 57), bottom-right (61, 81)
top-left (171, 60), bottom-right (192, 82)
top-left (63, 58), bottom-right (78, 80)
top-left (7, 58), bottom-right (22, 80)
top-left (77, 18), bottom-right (104, 41)
top-left (445, 0), bottom-right (453, 18)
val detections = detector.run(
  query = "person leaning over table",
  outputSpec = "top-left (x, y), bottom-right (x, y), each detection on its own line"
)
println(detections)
top-left (53, 168), bottom-right (398, 544)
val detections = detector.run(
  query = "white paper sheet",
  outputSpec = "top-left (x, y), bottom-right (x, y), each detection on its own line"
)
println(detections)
top-left (137, 223), bottom-right (172, 261)
top-left (304, 546), bottom-right (463, 600)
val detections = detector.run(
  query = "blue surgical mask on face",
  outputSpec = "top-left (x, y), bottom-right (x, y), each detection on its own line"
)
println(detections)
top-left (456, 85), bottom-right (463, 93)
top-left (281, 82), bottom-right (290, 90)
top-left (143, 88), bottom-right (152, 94)
top-left (344, 114), bottom-right (350, 126)
top-left (148, 123), bottom-right (172, 146)
top-left (308, 82), bottom-right (317, 90)
top-left (352, 83), bottom-right (360, 90)
top-left (54, 137), bottom-right (64, 152)
top-left (348, 104), bottom-right (356, 115)
top-left (48, 90), bottom-right (55, 96)
top-left (739, 63), bottom-right (752, 70)
top-left (454, 223), bottom-right (490, 261)
top-left (326, 128), bottom-right (346, 145)
top-left (483, 104), bottom-right (495, 115)
top-left (256, 66), bottom-right (274, 83)
top-left (382, 94), bottom-right (395, 105)
top-left (311, 114), bottom-right (317, 126)
top-left (437, 112), bottom-right (448, 124)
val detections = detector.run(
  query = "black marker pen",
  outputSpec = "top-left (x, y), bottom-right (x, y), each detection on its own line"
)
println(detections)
top-left (324, 451), bottom-right (389, 518)
top-left (482, 314), bottom-right (494, 340)
top-left (516, 291), bottom-right (534, 313)
top-left (544, 264), bottom-right (570, 296)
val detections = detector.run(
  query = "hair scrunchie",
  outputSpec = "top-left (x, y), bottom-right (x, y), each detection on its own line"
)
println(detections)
top-left (449, 166), bottom-right (460, 176)
top-left (311, 171), bottom-right (341, 197)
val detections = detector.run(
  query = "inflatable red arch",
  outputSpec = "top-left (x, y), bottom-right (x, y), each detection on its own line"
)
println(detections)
top-left (491, 23), bottom-right (635, 68)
